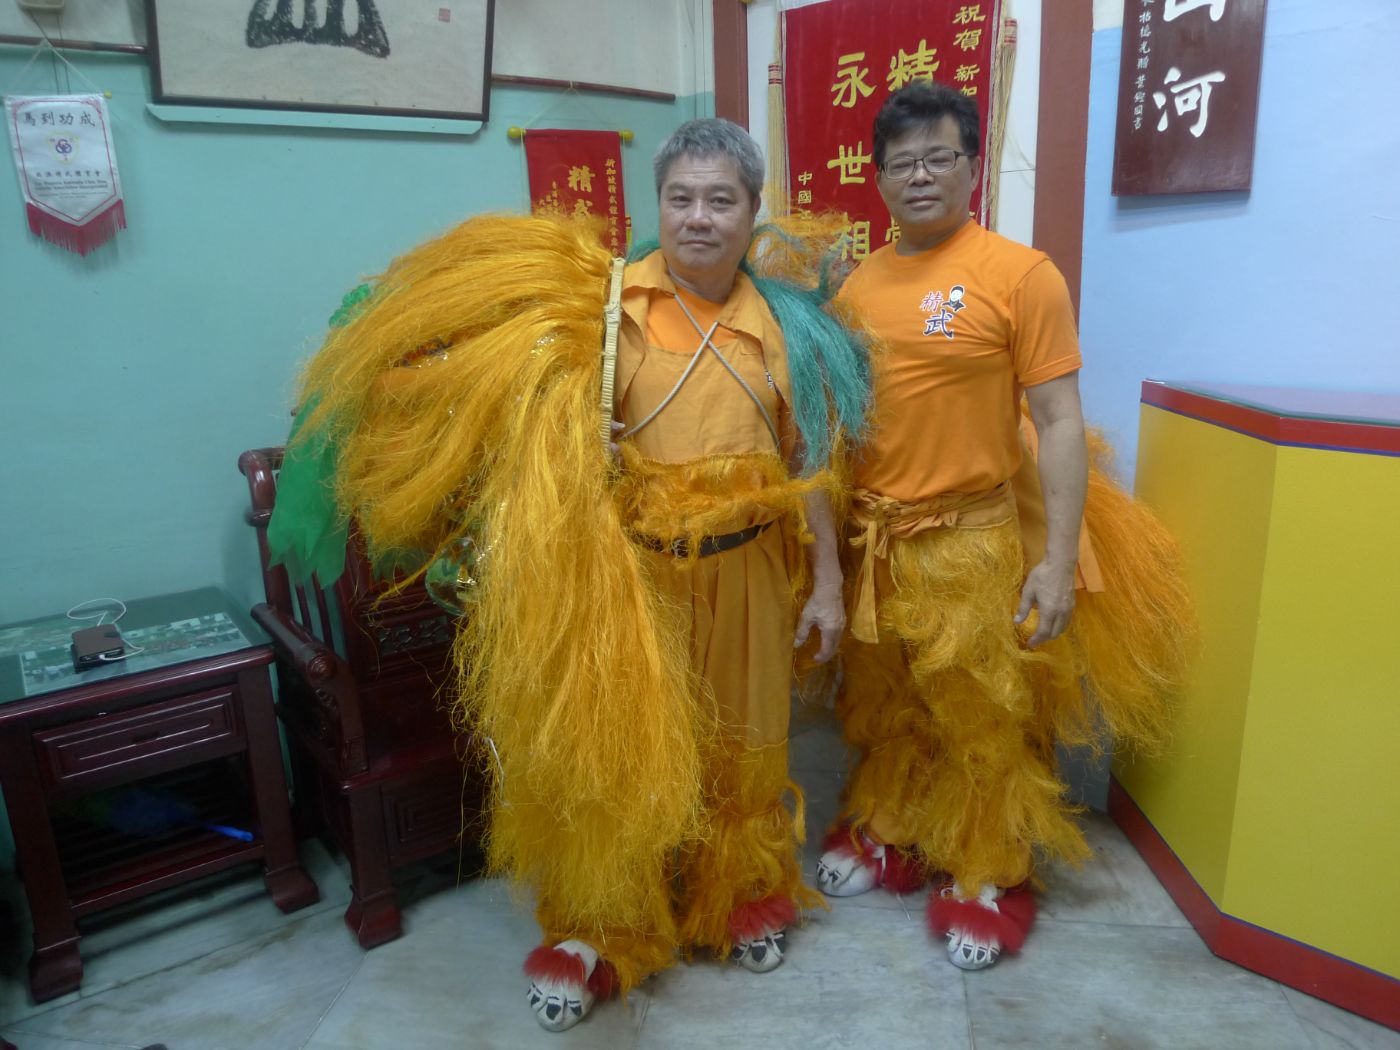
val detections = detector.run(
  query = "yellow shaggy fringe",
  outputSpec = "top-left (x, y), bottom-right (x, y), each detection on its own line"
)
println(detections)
top-left (675, 742), bottom-right (826, 958)
top-left (292, 212), bottom-right (852, 987)
top-left (616, 447), bottom-right (830, 545)
top-left (295, 215), bottom-right (710, 945)
top-left (837, 436), bottom-right (1195, 889)
top-left (840, 520), bottom-right (1091, 891)
top-left (1071, 429), bottom-right (1196, 755)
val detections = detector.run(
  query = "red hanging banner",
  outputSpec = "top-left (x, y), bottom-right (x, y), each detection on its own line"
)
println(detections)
top-left (523, 129), bottom-right (628, 256)
top-left (5, 94), bottom-right (127, 256)
top-left (783, 0), bottom-right (1001, 261)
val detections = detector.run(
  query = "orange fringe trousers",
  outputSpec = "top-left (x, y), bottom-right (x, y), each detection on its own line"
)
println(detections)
top-left (836, 444), bottom-right (1192, 892)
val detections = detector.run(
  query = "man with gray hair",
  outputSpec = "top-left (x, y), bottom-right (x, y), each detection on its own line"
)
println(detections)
top-left (514, 116), bottom-right (865, 1030)
top-left (265, 115), bottom-right (868, 1032)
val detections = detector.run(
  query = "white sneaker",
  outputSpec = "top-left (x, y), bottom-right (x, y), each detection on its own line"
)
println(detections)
top-left (816, 831), bottom-right (884, 897)
top-left (729, 929), bottom-right (788, 973)
top-left (941, 884), bottom-right (1004, 972)
top-left (525, 940), bottom-right (598, 1032)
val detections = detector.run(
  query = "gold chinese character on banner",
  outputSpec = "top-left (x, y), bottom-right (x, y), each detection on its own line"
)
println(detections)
top-left (838, 219), bottom-right (872, 260)
top-left (954, 64), bottom-right (980, 82)
top-left (796, 189), bottom-right (813, 205)
top-left (798, 170), bottom-right (814, 185)
top-left (885, 220), bottom-right (901, 244)
top-left (572, 199), bottom-right (593, 218)
top-left (887, 40), bottom-right (941, 90)
top-left (960, 85), bottom-right (978, 96)
top-left (831, 52), bottom-right (876, 108)
top-left (534, 182), bottom-right (565, 216)
top-left (953, 5), bottom-right (987, 25)
top-left (567, 165), bottom-right (595, 192)
top-left (954, 28), bottom-right (983, 51)
top-left (827, 142), bottom-right (874, 184)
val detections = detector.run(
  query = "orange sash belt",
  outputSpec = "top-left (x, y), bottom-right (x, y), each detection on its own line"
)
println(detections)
top-left (846, 457), bottom-right (1104, 644)
top-left (847, 484), bottom-right (1016, 644)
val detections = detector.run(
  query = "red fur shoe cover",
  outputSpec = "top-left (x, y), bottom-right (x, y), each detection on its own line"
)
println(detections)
top-left (728, 895), bottom-right (799, 943)
top-left (926, 885), bottom-right (1036, 954)
top-left (523, 945), bottom-right (619, 1000)
top-left (821, 825), bottom-right (930, 894)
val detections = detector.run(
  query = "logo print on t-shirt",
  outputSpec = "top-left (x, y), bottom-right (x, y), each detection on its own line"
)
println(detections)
top-left (920, 284), bottom-right (968, 340)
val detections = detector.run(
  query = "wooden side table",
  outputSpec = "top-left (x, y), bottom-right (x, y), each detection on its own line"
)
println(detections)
top-left (0, 587), bottom-right (319, 1003)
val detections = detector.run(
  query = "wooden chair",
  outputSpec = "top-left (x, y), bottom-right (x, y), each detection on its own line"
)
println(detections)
top-left (237, 447), bottom-right (482, 948)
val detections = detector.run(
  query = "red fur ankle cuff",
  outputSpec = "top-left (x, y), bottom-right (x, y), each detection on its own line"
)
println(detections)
top-left (523, 945), bottom-right (587, 986)
top-left (523, 945), bottom-right (619, 1000)
top-left (879, 846), bottom-right (929, 893)
top-left (587, 959), bottom-right (619, 1000)
top-left (822, 824), bottom-right (879, 863)
top-left (926, 886), bottom-right (1036, 954)
top-left (728, 895), bottom-right (799, 942)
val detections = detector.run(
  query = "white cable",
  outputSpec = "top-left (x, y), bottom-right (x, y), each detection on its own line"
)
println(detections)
top-left (66, 597), bottom-right (127, 626)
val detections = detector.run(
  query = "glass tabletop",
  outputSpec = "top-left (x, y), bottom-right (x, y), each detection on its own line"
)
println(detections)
top-left (1161, 382), bottom-right (1400, 428)
top-left (0, 587), bottom-right (267, 705)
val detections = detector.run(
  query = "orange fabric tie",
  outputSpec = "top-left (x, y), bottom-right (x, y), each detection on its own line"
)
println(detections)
top-left (847, 484), bottom-right (1016, 643)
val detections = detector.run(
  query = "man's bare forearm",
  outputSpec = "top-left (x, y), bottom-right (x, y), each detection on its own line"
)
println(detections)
top-left (1036, 415), bottom-right (1087, 571)
top-left (803, 489), bottom-right (843, 591)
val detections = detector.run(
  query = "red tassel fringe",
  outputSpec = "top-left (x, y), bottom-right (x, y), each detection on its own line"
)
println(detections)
top-left (728, 895), bottom-right (799, 942)
top-left (926, 886), bottom-right (1037, 954)
top-left (26, 199), bottom-right (126, 256)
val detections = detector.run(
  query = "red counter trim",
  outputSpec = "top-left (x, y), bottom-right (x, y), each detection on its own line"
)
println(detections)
top-left (1108, 777), bottom-right (1400, 1031)
top-left (1141, 382), bottom-right (1400, 457)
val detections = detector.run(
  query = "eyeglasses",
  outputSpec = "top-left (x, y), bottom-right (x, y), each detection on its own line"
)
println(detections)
top-left (880, 148), bottom-right (973, 180)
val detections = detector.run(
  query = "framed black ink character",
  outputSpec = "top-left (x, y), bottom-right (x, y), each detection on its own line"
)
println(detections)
top-left (147, 0), bottom-right (495, 121)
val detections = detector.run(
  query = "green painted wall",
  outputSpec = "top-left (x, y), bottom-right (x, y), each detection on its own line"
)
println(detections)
top-left (0, 45), bottom-right (711, 869)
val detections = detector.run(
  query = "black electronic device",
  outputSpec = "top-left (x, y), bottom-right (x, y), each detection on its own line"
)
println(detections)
top-left (71, 625), bottom-right (126, 671)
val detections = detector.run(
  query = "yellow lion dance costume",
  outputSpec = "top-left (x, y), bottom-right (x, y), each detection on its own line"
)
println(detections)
top-left (267, 212), bottom-right (873, 1011)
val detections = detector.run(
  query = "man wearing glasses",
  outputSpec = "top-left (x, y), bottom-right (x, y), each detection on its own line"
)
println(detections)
top-left (816, 81), bottom-right (1185, 972)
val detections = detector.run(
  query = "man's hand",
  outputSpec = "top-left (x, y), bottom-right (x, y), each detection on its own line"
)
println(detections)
top-left (1015, 559), bottom-right (1076, 647)
top-left (795, 582), bottom-right (845, 663)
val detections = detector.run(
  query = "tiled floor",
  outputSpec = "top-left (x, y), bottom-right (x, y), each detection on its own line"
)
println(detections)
top-left (2, 722), bottom-right (1396, 1050)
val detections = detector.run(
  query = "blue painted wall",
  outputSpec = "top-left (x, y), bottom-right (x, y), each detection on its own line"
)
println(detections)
top-left (0, 46), bottom-right (709, 867)
top-left (1078, 0), bottom-right (1400, 476)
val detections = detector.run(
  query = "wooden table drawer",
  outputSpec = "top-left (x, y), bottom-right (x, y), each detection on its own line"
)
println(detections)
top-left (34, 690), bottom-right (240, 790)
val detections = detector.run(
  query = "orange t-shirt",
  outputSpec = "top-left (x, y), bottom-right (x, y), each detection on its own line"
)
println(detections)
top-left (837, 221), bottom-right (1081, 501)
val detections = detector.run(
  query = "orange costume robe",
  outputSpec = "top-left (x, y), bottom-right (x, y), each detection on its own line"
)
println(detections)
top-left (834, 222), bottom-right (1188, 892)
top-left (533, 250), bottom-right (822, 986)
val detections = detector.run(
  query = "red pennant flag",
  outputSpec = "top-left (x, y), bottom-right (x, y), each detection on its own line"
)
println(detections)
top-left (523, 129), bottom-right (628, 256)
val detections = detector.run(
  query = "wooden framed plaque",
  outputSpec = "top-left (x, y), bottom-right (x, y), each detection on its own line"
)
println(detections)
top-left (1112, 0), bottom-right (1267, 195)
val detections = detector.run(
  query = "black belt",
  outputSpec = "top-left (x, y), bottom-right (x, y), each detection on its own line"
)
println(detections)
top-left (634, 520), bottom-right (773, 558)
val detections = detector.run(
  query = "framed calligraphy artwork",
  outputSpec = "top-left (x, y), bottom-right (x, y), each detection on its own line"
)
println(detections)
top-left (783, 0), bottom-right (1002, 264)
top-left (147, 0), bottom-right (495, 120)
top-left (1111, 0), bottom-right (1268, 195)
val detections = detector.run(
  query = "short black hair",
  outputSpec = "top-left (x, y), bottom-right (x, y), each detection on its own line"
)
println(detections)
top-left (873, 82), bottom-right (980, 168)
